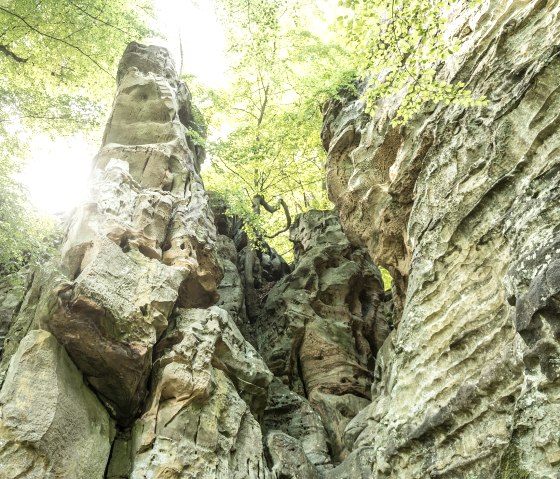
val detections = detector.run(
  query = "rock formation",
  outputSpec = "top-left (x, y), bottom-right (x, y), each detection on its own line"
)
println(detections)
top-left (1, 0), bottom-right (559, 476)
top-left (0, 42), bottom-right (251, 477)
top-left (322, 0), bottom-right (560, 477)
top-left (0, 330), bottom-right (114, 478)
top-left (0, 42), bottom-right (388, 479)
top-left (257, 210), bottom-right (388, 464)
top-left (0, 272), bottom-right (25, 355)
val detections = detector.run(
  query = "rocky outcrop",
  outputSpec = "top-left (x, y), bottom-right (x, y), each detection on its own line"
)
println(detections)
top-left (110, 306), bottom-right (273, 478)
top-left (0, 272), bottom-right (25, 356)
top-left (322, 0), bottom-right (560, 477)
top-left (0, 42), bottom-right (257, 477)
top-left (0, 41), bottom-right (392, 479)
top-left (257, 210), bottom-right (388, 464)
top-left (210, 193), bottom-right (291, 343)
top-left (5, 1), bottom-right (556, 473)
top-left (0, 42), bottom-right (224, 425)
top-left (263, 379), bottom-right (331, 469)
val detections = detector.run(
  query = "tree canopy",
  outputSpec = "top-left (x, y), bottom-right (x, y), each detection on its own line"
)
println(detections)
top-left (200, 0), bottom-right (353, 257)
top-left (340, 0), bottom-right (487, 124)
top-left (0, 0), bottom-right (152, 130)
top-left (198, 0), bottom-right (485, 258)
top-left (0, 0), bottom-right (486, 273)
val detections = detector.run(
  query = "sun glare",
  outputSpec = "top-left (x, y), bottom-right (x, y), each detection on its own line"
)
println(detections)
top-left (20, 1), bottom-right (227, 217)
top-left (19, 133), bottom-right (95, 216)
top-left (149, 0), bottom-right (228, 88)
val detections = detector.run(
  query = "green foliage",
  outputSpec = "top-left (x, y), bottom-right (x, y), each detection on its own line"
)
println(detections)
top-left (202, 0), bottom-right (490, 260)
top-left (0, 0), bottom-right (153, 129)
top-left (0, 0), bottom-right (152, 272)
top-left (339, 0), bottom-right (487, 124)
top-left (202, 0), bottom-right (353, 252)
top-left (379, 266), bottom-right (392, 291)
top-left (1, 0), bottom-right (152, 111)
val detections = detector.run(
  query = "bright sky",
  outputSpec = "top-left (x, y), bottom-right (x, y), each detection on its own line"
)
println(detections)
top-left (148, 0), bottom-right (228, 88)
top-left (19, 0), bottom-right (227, 216)
top-left (18, 133), bottom-right (96, 216)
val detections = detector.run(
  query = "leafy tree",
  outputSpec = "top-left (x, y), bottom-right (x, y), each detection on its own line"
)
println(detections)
top-left (0, 144), bottom-right (54, 275)
top-left (202, 0), bottom-right (353, 256)
top-left (0, 0), bottom-right (153, 129)
top-left (0, 0), bottom-right (152, 272)
top-left (195, 0), bottom-right (355, 319)
top-left (339, 0), bottom-right (487, 124)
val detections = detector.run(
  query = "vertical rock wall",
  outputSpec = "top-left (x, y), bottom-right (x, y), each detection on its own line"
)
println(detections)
top-left (322, 1), bottom-right (560, 477)
top-left (0, 43), bottom-right (266, 478)
top-left (257, 211), bottom-right (388, 465)
top-left (2, 1), bottom-right (552, 474)
top-left (0, 272), bottom-right (25, 355)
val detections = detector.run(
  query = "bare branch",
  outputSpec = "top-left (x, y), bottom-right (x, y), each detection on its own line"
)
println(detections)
top-left (253, 194), bottom-right (292, 239)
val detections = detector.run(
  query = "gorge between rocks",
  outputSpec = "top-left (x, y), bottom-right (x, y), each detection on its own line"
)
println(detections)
top-left (0, 1), bottom-right (560, 477)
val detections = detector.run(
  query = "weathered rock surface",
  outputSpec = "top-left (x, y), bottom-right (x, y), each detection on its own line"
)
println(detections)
top-left (322, 0), bottom-right (560, 477)
top-left (257, 210), bottom-right (388, 463)
top-left (263, 379), bottom-right (331, 469)
top-left (0, 272), bottom-right (25, 357)
top-left (0, 268), bottom-right (59, 387)
top-left (215, 234), bottom-right (246, 322)
top-left (0, 330), bottom-right (114, 479)
top-left (6, 3), bottom-right (557, 473)
top-left (210, 192), bottom-right (291, 344)
top-left (108, 306), bottom-right (273, 478)
top-left (0, 42), bottom-right (223, 424)
top-left (1, 42), bottom-right (311, 479)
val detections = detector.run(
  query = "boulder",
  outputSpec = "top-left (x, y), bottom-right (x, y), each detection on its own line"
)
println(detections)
top-left (0, 330), bottom-right (114, 479)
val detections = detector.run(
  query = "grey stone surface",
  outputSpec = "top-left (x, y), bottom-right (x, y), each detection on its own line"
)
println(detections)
top-left (322, 1), bottom-right (560, 477)
top-left (264, 378), bottom-right (331, 468)
top-left (257, 210), bottom-right (387, 463)
top-left (7, 5), bottom-right (558, 473)
top-left (116, 306), bottom-right (273, 479)
top-left (0, 41), bottom-right (223, 425)
top-left (0, 272), bottom-right (25, 358)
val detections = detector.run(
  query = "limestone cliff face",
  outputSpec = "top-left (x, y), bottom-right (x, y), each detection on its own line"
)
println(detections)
top-left (322, 0), bottom-right (560, 477)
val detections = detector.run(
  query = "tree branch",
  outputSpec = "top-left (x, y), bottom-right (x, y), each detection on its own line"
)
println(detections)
top-left (0, 43), bottom-right (27, 63)
top-left (67, 0), bottom-right (133, 37)
top-left (0, 5), bottom-right (113, 77)
top-left (253, 194), bottom-right (292, 239)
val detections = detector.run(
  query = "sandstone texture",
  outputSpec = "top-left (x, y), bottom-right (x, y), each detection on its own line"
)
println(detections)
top-left (1, 42), bottom-right (224, 425)
top-left (0, 41), bottom-right (391, 479)
top-left (321, 0), bottom-right (560, 477)
top-left (0, 272), bottom-right (25, 356)
top-left (2, 0), bottom-right (557, 473)
top-left (0, 330), bottom-right (114, 479)
top-left (257, 210), bottom-right (388, 464)
top-left (112, 306), bottom-right (273, 478)
top-left (0, 42), bottom-right (244, 477)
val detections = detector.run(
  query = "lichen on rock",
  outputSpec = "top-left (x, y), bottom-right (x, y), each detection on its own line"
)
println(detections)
top-left (0, 330), bottom-right (114, 479)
